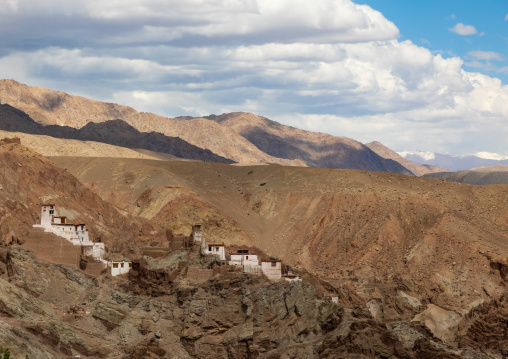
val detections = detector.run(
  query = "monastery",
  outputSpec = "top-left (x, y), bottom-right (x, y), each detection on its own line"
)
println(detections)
top-left (33, 205), bottom-right (299, 281)
top-left (33, 204), bottom-right (108, 268)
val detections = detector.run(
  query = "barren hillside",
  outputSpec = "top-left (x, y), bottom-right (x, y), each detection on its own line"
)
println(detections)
top-left (0, 130), bottom-right (172, 159)
top-left (425, 164), bottom-right (508, 185)
top-left (0, 80), bottom-right (302, 166)
top-left (52, 156), bottom-right (508, 323)
top-left (207, 112), bottom-right (414, 174)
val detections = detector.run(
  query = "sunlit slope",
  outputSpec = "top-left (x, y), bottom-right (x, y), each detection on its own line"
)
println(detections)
top-left (52, 156), bottom-right (508, 315)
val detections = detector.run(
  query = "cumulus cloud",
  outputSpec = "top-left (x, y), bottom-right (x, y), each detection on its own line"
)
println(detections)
top-left (449, 23), bottom-right (478, 36)
top-left (0, 0), bottom-right (507, 155)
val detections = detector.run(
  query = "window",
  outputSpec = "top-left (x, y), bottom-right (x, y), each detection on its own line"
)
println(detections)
top-left (128, 263), bottom-right (132, 268)
top-left (113, 263), bottom-right (118, 268)
top-left (215, 247), bottom-right (219, 252)
top-left (49, 210), bottom-right (54, 214)
top-left (120, 263), bottom-right (124, 268)
top-left (246, 256), bottom-right (248, 260)
top-left (208, 246), bottom-right (212, 251)
top-left (271, 262), bottom-right (276, 267)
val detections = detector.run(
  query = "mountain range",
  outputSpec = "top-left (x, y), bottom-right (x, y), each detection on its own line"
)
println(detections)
top-left (400, 151), bottom-right (508, 172)
top-left (0, 79), bottom-right (444, 176)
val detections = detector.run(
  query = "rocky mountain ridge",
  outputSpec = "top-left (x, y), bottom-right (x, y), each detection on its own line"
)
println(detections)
top-left (425, 164), bottom-right (508, 185)
top-left (0, 103), bottom-right (232, 164)
top-left (1, 79), bottom-right (439, 174)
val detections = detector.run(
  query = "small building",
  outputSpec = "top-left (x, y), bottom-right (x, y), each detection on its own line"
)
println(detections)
top-left (39, 204), bottom-right (56, 227)
top-left (110, 261), bottom-right (132, 276)
top-left (261, 259), bottom-right (282, 280)
top-left (202, 243), bottom-right (226, 261)
top-left (229, 250), bottom-right (259, 267)
top-left (33, 204), bottom-right (105, 264)
top-left (34, 205), bottom-right (90, 244)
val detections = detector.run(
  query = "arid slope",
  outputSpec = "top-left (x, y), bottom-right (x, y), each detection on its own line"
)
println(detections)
top-left (52, 156), bottom-right (508, 319)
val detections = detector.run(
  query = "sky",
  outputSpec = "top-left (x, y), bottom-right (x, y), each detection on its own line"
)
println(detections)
top-left (0, 0), bottom-right (507, 157)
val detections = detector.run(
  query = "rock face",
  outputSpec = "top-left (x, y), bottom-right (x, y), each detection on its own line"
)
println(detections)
top-left (0, 245), bottom-right (503, 358)
top-left (0, 79), bottom-right (422, 173)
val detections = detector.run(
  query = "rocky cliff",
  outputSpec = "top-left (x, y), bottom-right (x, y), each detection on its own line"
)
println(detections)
top-left (0, 245), bottom-right (503, 358)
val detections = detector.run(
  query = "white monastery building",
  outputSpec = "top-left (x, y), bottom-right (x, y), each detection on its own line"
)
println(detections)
top-left (110, 261), bottom-right (132, 276)
top-left (229, 250), bottom-right (259, 266)
top-left (202, 243), bottom-right (226, 261)
top-left (33, 204), bottom-right (105, 262)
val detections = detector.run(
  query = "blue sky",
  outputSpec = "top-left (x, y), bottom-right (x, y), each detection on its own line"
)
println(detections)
top-left (0, 0), bottom-right (507, 158)
top-left (358, 0), bottom-right (508, 83)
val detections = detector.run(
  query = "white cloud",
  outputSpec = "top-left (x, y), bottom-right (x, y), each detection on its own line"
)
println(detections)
top-left (0, 0), bottom-right (507, 156)
top-left (505, 13), bottom-right (508, 21)
top-left (85, 0), bottom-right (400, 44)
top-left (468, 51), bottom-right (504, 61)
top-left (449, 23), bottom-right (478, 36)
top-left (0, 0), bottom-right (18, 13)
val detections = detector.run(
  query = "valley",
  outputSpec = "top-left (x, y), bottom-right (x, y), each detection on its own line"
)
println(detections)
top-left (0, 81), bottom-right (506, 357)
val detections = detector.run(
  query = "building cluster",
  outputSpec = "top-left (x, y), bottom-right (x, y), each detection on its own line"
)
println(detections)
top-left (33, 205), bottom-right (299, 281)
top-left (193, 225), bottom-right (300, 282)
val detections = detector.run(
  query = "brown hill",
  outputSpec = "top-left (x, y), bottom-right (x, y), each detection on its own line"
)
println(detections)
top-left (1, 79), bottom-right (421, 173)
top-left (52, 156), bottom-right (508, 324)
top-left (425, 164), bottom-right (508, 185)
top-left (366, 141), bottom-right (449, 176)
top-left (206, 113), bottom-right (413, 173)
top-left (0, 103), bottom-right (233, 163)
top-left (0, 79), bottom-right (302, 166)
top-left (0, 130), bottom-right (172, 159)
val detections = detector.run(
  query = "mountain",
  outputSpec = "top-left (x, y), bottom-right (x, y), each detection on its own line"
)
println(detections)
top-left (205, 112), bottom-right (414, 174)
top-left (0, 137), bottom-right (507, 356)
top-left (1, 79), bottom-right (423, 174)
top-left (399, 151), bottom-right (508, 172)
top-left (365, 141), bottom-right (447, 176)
top-left (0, 103), bottom-right (233, 163)
top-left (425, 164), bottom-right (508, 185)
